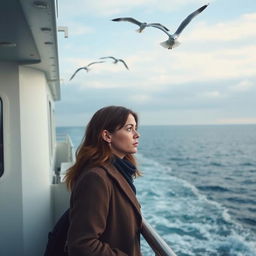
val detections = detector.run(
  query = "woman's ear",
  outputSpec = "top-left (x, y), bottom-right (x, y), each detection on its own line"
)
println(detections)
top-left (102, 130), bottom-right (112, 143)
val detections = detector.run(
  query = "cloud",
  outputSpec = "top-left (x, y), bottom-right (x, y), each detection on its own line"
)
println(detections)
top-left (171, 45), bottom-right (256, 82)
top-left (65, 43), bottom-right (256, 91)
top-left (68, 23), bottom-right (94, 36)
top-left (183, 12), bottom-right (256, 42)
top-left (84, 0), bottom-right (151, 16)
top-left (229, 80), bottom-right (254, 92)
top-left (59, 0), bottom-right (206, 17)
top-left (129, 94), bottom-right (152, 103)
top-left (197, 90), bottom-right (222, 98)
top-left (217, 117), bottom-right (256, 125)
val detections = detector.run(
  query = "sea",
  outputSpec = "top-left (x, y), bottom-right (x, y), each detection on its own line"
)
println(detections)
top-left (57, 124), bottom-right (256, 256)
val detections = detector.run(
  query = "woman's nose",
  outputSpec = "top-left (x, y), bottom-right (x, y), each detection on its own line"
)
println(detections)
top-left (134, 130), bottom-right (140, 138)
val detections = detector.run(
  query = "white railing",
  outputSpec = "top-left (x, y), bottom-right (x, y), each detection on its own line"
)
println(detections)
top-left (54, 134), bottom-right (74, 183)
top-left (56, 133), bottom-right (74, 161)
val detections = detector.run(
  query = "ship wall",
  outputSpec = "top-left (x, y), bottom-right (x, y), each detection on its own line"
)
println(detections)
top-left (0, 63), bottom-right (55, 255)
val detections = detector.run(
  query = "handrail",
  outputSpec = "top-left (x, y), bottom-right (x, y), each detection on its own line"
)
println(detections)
top-left (53, 134), bottom-right (74, 183)
top-left (141, 216), bottom-right (177, 256)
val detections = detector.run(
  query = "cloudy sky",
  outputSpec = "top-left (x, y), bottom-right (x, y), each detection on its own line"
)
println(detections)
top-left (55, 0), bottom-right (256, 126)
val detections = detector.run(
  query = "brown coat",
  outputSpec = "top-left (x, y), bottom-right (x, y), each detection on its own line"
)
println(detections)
top-left (67, 164), bottom-right (142, 256)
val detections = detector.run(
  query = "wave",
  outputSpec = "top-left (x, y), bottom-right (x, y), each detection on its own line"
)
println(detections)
top-left (226, 197), bottom-right (256, 205)
top-left (240, 162), bottom-right (255, 167)
top-left (237, 218), bottom-right (256, 226)
top-left (197, 185), bottom-right (230, 192)
top-left (209, 161), bottom-right (225, 167)
top-left (248, 207), bottom-right (256, 213)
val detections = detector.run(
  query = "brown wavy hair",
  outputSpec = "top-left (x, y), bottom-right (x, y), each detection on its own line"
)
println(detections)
top-left (65, 106), bottom-right (141, 190)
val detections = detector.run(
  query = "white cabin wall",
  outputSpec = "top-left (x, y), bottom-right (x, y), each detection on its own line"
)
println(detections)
top-left (19, 66), bottom-right (53, 256)
top-left (0, 62), bottom-right (24, 255)
top-left (46, 81), bottom-right (56, 170)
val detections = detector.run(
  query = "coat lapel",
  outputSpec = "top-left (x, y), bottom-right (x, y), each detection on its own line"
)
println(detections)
top-left (102, 164), bottom-right (141, 217)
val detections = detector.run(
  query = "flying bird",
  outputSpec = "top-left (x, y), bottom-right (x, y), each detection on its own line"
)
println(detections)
top-left (100, 56), bottom-right (129, 70)
top-left (69, 61), bottom-right (105, 81)
top-left (152, 3), bottom-right (209, 49)
top-left (112, 17), bottom-right (169, 33)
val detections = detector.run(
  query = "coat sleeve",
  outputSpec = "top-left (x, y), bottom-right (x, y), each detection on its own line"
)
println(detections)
top-left (67, 170), bottom-right (128, 256)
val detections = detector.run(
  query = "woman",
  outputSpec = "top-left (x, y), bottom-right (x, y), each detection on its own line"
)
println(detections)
top-left (65, 106), bottom-right (142, 256)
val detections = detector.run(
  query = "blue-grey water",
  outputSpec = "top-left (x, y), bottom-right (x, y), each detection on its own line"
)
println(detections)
top-left (57, 125), bottom-right (256, 256)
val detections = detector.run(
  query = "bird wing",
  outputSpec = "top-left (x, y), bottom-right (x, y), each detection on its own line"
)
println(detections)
top-left (118, 59), bottom-right (129, 70)
top-left (150, 24), bottom-right (170, 37)
top-left (69, 67), bottom-right (87, 81)
top-left (147, 23), bottom-right (169, 31)
top-left (87, 61), bottom-right (105, 67)
top-left (112, 17), bottom-right (142, 26)
top-left (99, 56), bottom-right (117, 61)
top-left (174, 4), bottom-right (209, 36)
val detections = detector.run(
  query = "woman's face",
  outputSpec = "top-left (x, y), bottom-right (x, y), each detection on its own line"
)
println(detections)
top-left (108, 114), bottom-right (140, 158)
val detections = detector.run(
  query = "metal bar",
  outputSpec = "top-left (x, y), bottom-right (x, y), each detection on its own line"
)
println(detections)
top-left (141, 216), bottom-right (177, 256)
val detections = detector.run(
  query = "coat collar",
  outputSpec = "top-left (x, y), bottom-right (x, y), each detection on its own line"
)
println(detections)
top-left (102, 163), bottom-right (141, 218)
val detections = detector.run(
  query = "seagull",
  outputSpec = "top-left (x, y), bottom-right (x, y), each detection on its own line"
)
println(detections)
top-left (152, 3), bottom-right (209, 49)
top-left (69, 61), bottom-right (105, 80)
top-left (99, 56), bottom-right (129, 70)
top-left (112, 17), bottom-right (169, 33)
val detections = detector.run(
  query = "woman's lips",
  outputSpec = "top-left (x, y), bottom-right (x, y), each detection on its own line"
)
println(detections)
top-left (133, 142), bottom-right (139, 146)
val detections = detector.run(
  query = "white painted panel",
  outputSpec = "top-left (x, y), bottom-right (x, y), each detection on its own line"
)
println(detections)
top-left (0, 62), bottom-right (23, 255)
top-left (19, 66), bottom-right (53, 256)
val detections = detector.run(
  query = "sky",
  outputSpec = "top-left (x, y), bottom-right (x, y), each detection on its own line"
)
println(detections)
top-left (55, 0), bottom-right (256, 126)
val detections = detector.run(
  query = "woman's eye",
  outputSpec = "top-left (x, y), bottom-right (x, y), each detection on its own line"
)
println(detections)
top-left (127, 127), bottom-right (132, 132)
